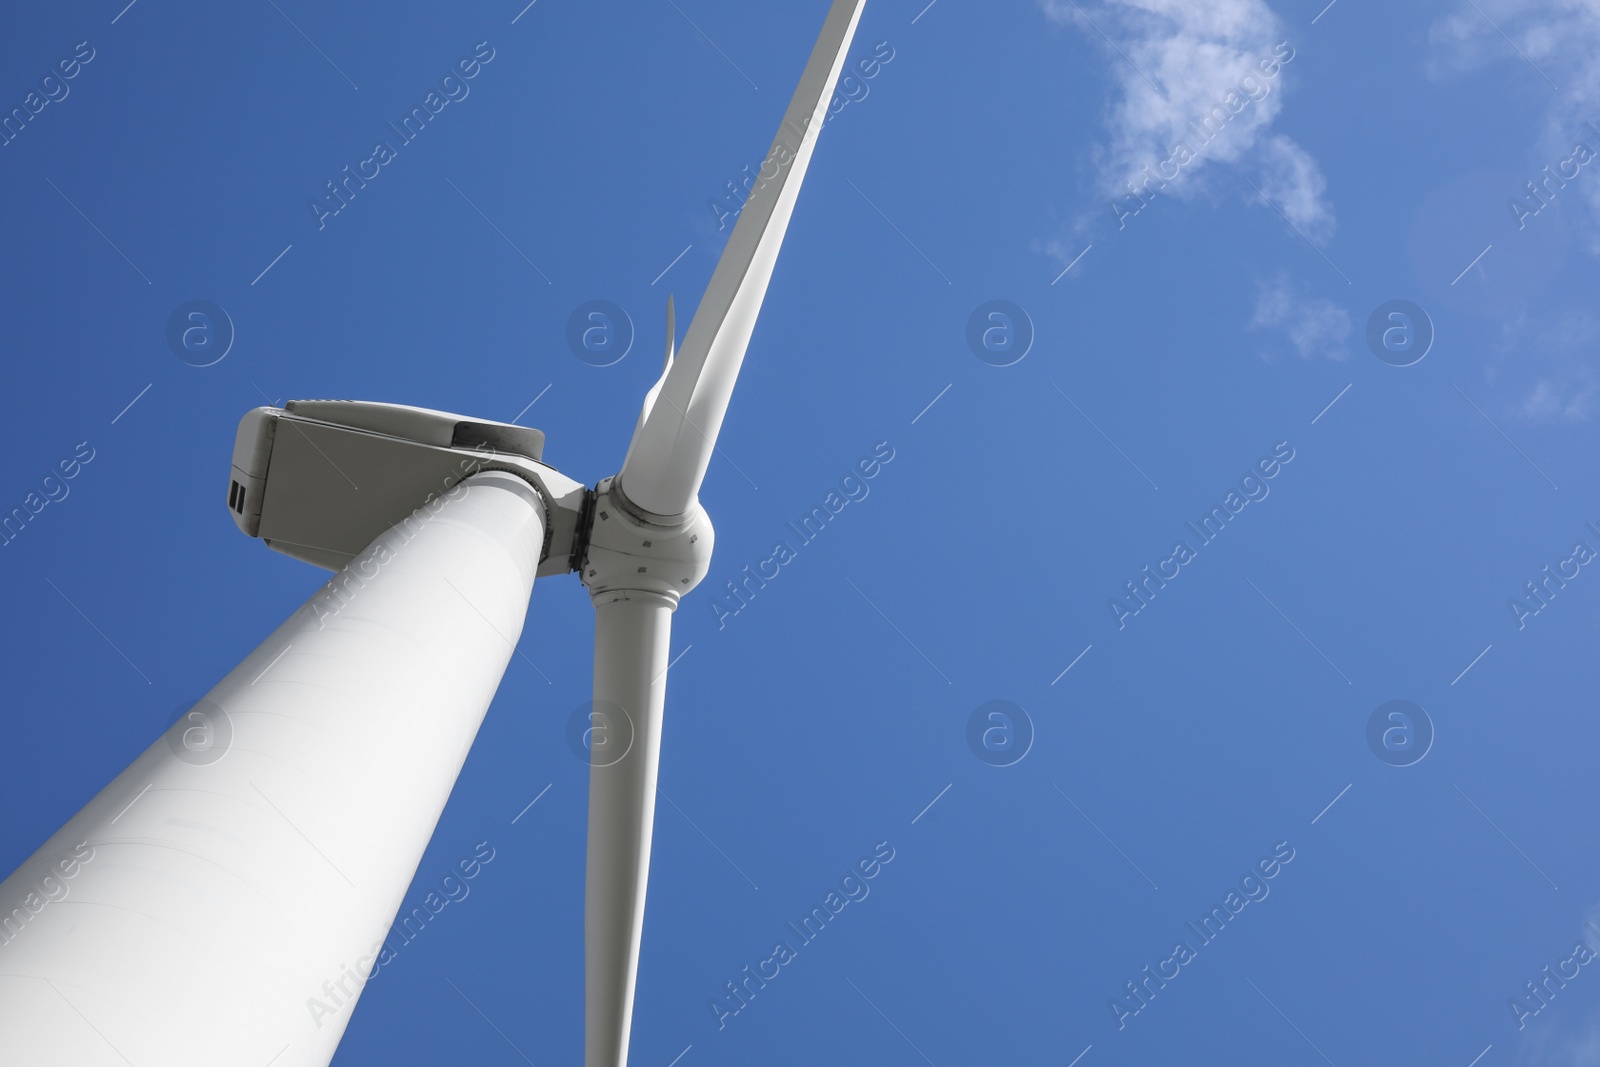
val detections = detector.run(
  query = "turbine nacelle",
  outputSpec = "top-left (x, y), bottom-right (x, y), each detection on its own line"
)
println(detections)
top-left (228, 399), bottom-right (587, 575)
top-left (227, 399), bottom-right (712, 607)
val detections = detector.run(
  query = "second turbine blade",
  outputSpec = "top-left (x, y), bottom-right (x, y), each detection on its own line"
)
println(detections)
top-left (585, 592), bottom-right (674, 1067)
top-left (618, 0), bottom-right (869, 519)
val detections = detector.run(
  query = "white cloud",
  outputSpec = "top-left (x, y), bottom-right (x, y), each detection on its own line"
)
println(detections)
top-left (1248, 273), bottom-right (1351, 360)
top-left (1513, 312), bottom-right (1600, 422)
top-left (1428, 0), bottom-right (1600, 86)
top-left (1514, 910), bottom-right (1600, 1064)
top-left (1549, 1025), bottom-right (1600, 1067)
top-left (1519, 377), bottom-right (1596, 421)
top-left (1256, 135), bottom-right (1328, 235)
top-left (1475, 311), bottom-right (1600, 422)
top-left (1426, 1), bottom-right (1600, 423)
top-left (1430, 1), bottom-right (1600, 251)
top-left (1042, 0), bottom-right (1333, 239)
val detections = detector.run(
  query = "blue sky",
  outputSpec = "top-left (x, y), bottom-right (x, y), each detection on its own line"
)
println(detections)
top-left (4, 0), bottom-right (1600, 1063)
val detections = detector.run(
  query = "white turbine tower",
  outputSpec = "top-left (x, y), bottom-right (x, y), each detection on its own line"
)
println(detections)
top-left (0, 2), bottom-right (868, 1065)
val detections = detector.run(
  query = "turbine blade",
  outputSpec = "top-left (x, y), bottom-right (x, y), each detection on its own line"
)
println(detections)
top-left (624, 296), bottom-right (676, 455)
top-left (586, 593), bottom-right (674, 1067)
top-left (663, 292), bottom-right (676, 372)
top-left (618, 0), bottom-right (868, 517)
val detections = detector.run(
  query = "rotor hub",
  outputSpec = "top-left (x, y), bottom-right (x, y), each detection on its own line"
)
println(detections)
top-left (580, 477), bottom-right (714, 609)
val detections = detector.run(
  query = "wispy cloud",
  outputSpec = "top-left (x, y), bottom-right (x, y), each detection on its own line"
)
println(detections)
top-left (1519, 377), bottom-right (1596, 422)
top-left (1248, 272), bottom-right (1351, 360)
top-left (1519, 907), bottom-right (1600, 1064)
top-left (1430, 1), bottom-right (1600, 250)
top-left (1427, 0), bottom-right (1589, 89)
top-left (1476, 311), bottom-right (1600, 423)
top-left (1041, 0), bottom-right (1333, 239)
top-left (1552, 1025), bottom-right (1600, 1067)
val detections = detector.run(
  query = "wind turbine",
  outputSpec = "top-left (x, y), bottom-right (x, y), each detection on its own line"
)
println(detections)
top-left (0, 2), bottom-right (868, 1064)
